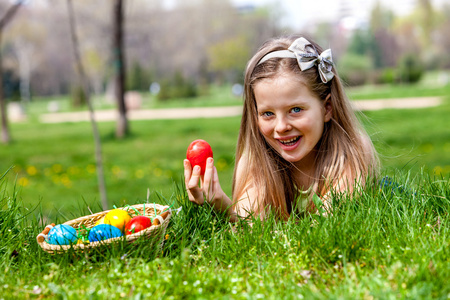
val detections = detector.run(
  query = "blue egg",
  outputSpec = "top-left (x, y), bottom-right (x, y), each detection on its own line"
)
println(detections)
top-left (88, 224), bottom-right (123, 242)
top-left (47, 224), bottom-right (78, 245)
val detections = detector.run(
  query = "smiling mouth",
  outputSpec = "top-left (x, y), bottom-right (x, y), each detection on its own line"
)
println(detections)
top-left (279, 136), bottom-right (300, 146)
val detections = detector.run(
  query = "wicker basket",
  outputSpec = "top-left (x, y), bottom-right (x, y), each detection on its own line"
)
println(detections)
top-left (37, 203), bottom-right (171, 254)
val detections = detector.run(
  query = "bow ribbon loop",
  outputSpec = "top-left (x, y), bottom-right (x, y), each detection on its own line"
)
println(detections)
top-left (288, 37), bottom-right (334, 83)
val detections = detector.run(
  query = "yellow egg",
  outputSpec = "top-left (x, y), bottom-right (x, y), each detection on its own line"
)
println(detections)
top-left (94, 217), bottom-right (105, 226)
top-left (104, 209), bottom-right (131, 232)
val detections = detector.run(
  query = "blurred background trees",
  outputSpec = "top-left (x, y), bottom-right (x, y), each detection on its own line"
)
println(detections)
top-left (0, 0), bottom-right (449, 104)
top-left (0, 0), bottom-right (23, 143)
top-left (338, 0), bottom-right (449, 86)
top-left (0, 0), bottom-right (279, 103)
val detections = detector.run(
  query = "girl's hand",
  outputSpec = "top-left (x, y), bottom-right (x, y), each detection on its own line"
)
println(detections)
top-left (184, 157), bottom-right (222, 205)
top-left (184, 157), bottom-right (236, 220)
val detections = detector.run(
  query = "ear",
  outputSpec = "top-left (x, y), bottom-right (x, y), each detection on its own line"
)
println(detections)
top-left (323, 94), bottom-right (332, 122)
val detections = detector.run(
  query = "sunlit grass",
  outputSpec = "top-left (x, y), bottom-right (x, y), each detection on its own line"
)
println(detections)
top-left (27, 84), bottom-right (243, 116)
top-left (3, 97), bottom-right (450, 219)
top-left (363, 99), bottom-right (450, 175)
top-left (1, 79), bottom-right (449, 297)
top-left (1, 117), bottom-right (239, 218)
top-left (347, 73), bottom-right (450, 100)
top-left (0, 169), bottom-right (449, 298)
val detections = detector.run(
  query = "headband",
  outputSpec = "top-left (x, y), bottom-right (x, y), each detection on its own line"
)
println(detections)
top-left (257, 37), bottom-right (334, 83)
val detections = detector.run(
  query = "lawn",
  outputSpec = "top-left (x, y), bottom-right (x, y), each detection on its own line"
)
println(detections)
top-left (1, 116), bottom-right (240, 218)
top-left (2, 91), bottom-right (449, 218)
top-left (1, 168), bottom-right (449, 298)
top-left (28, 71), bottom-right (450, 115)
top-left (363, 102), bottom-right (450, 175)
top-left (1, 81), bottom-right (449, 298)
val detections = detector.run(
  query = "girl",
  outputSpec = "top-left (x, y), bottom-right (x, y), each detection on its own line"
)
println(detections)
top-left (184, 34), bottom-right (379, 222)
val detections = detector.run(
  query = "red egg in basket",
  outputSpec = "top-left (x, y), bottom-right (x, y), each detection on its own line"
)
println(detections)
top-left (124, 215), bottom-right (152, 235)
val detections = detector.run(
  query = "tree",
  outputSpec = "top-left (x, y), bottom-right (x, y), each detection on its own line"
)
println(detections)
top-left (0, 0), bottom-right (23, 144)
top-left (370, 1), bottom-right (395, 32)
top-left (67, 0), bottom-right (109, 210)
top-left (369, 2), bottom-right (398, 68)
top-left (417, 0), bottom-right (435, 47)
top-left (1, 1), bottom-right (285, 100)
top-left (113, 0), bottom-right (128, 139)
top-left (207, 35), bottom-right (251, 83)
top-left (435, 6), bottom-right (450, 68)
top-left (8, 20), bottom-right (45, 103)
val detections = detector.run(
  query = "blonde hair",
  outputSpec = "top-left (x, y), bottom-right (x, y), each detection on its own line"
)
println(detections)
top-left (232, 34), bottom-right (379, 219)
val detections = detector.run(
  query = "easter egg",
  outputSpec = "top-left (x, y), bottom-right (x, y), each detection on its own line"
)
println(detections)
top-left (94, 217), bottom-right (105, 226)
top-left (104, 209), bottom-right (131, 232)
top-left (88, 224), bottom-right (123, 242)
top-left (125, 215), bottom-right (152, 235)
top-left (186, 139), bottom-right (213, 175)
top-left (47, 224), bottom-right (78, 245)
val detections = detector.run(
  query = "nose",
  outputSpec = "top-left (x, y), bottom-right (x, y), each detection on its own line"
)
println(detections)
top-left (275, 116), bottom-right (292, 133)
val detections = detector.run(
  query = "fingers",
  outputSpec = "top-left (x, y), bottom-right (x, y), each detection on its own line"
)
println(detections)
top-left (202, 157), bottom-right (215, 200)
top-left (183, 157), bottom-right (229, 216)
top-left (211, 163), bottom-right (220, 187)
top-left (184, 159), bottom-right (204, 205)
top-left (188, 165), bottom-right (202, 190)
top-left (183, 159), bottom-right (192, 186)
top-left (184, 157), bottom-right (220, 206)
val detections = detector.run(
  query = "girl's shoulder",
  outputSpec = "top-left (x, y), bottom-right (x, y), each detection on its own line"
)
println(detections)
top-left (235, 151), bottom-right (256, 178)
top-left (360, 133), bottom-right (375, 158)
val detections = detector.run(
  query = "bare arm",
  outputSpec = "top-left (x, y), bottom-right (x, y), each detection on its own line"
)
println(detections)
top-left (232, 156), bottom-right (263, 220)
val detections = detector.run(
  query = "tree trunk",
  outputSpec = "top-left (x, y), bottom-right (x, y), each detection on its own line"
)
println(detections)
top-left (0, 1), bottom-right (23, 144)
top-left (67, 0), bottom-right (109, 210)
top-left (0, 32), bottom-right (10, 144)
top-left (16, 42), bottom-right (32, 103)
top-left (113, 0), bottom-right (128, 138)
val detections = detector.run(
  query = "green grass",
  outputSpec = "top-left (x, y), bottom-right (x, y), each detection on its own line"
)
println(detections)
top-left (1, 117), bottom-right (240, 218)
top-left (347, 70), bottom-right (450, 100)
top-left (348, 83), bottom-right (450, 100)
top-left (26, 71), bottom-right (450, 118)
top-left (28, 84), bottom-right (243, 116)
top-left (2, 97), bottom-right (449, 219)
top-left (362, 100), bottom-right (450, 175)
top-left (1, 81), bottom-right (449, 298)
top-left (1, 169), bottom-right (449, 298)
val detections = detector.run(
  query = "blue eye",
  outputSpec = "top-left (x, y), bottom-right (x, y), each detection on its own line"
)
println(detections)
top-left (291, 107), bottom-right (302, 113)
top-left (261, 111), bottom-right (274, 117)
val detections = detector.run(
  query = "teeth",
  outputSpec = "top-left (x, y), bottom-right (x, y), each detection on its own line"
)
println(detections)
top-left (279, 137), bottom-right (299, 145)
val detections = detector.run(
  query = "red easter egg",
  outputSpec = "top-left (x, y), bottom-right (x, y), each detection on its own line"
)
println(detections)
top-left (125, 215), bottom-right (152, 235)
top-left (186, 139), bottom-right (213, 175)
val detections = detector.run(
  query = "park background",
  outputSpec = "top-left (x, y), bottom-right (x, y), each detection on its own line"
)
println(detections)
top-left (1, 0), bottom-right (449, 216)
top-left (0, 0), bottom-right (449, 298)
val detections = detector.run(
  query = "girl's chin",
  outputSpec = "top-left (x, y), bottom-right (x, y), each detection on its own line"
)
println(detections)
top-left (282, 154), bottom-right (303, 163)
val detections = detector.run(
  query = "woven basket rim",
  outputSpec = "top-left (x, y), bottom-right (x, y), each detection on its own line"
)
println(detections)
top-left (63, 203), bottom-right (169, 227)
top-left (37, 203), bottom-right (172, 254)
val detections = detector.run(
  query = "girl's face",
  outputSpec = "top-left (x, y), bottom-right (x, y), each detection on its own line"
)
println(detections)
top-left (254, 73), bottom-right (332, 171)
